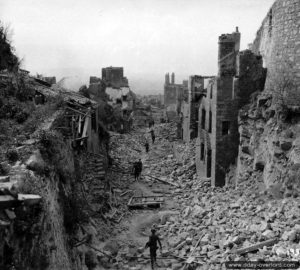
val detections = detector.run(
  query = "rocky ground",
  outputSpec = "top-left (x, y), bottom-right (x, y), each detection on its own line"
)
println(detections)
top-left (94, 122), bottom-right (300, 270)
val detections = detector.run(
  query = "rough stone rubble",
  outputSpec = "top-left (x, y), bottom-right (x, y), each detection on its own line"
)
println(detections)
top-left (96, 123), bottom-right (300, 270)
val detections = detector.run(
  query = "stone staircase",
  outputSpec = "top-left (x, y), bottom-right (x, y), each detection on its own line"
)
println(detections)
top-left (83, 152), bottom-right (109, 208)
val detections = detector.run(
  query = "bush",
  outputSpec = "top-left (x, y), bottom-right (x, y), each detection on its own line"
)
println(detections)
top-left (6, 148), bottom-right (19, 162)
top-left (15, 110), bottom-right (29, 123)
top-left (18, 172), bottom-right (45, 195)
top-left (0, 162), bottom-right (10, 175)
top-left (38, 130), bottom-right (61, 157)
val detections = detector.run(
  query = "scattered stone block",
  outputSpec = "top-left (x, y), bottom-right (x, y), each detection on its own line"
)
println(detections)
top-left (281, 230), bottom-right (297, 241)
top-left (0, 176), bottom-right (10, 183)
top-left (280, 141), bottom-right (292, 151)
top-left (262, 230), bottom-right (275, 239)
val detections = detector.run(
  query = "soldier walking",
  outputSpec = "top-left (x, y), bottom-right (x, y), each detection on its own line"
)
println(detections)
top-left (145, 228), bottom-right (162, 270)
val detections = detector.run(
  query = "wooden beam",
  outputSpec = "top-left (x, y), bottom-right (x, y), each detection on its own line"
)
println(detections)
top-left (84, 243), bottom-right (113, 259)
top-left (235, 238), bottom-right (278, 255)
top-left (66, 106), bottom-right (91, 117)
top-left (145, 174), bottom-right (179, 187)
top-left (0, 195), bottom-right (19, 210)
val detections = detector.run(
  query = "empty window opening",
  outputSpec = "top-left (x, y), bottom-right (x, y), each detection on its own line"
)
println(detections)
top-left (222, 121), bottom-right (230, 135)
top-left (207, 149), bottom-right (212, 177)
top-left (210, 85), bottom-right (213, 99)
top-left (209, 111), bottom-right (212, 133)
top-left (201, 109), bottom-right (206, 129)
top-left (91, 112), bottom-right (97, 131)
top-left (200, 143), bottom-right (205, 160)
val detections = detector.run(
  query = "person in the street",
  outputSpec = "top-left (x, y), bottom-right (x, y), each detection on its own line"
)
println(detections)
top-left (137, 159), bottom-right (143, 180)
top-left (133, 161), bottom-right (140, 181)
top-left (145, 228), bottom-right (162, 269)
top-left (150, 129), bottom-right (155, 144)
top-left (145, 141), bottom-right (149, 153)
top-left (151, 133), bottom-right (155, 144)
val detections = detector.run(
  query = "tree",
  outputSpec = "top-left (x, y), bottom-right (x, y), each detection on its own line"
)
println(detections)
top-left (0, 21), bottom-right (19, 71)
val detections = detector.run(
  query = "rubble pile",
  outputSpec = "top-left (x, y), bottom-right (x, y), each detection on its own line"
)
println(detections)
top-left (98, 122), bottom-right (300, 270)
top-left (154, 122), bottom-right (177, 142)
top-left (154, 176), bottom-right (300, 269)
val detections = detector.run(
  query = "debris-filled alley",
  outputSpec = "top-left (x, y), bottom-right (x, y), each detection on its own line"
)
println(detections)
top-left (94, 122), bottom-right (300, 270)
top-left (1, 0), bottom-right (300, 269)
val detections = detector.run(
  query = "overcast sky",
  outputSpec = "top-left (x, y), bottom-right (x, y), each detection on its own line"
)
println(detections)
top-left (0, 0), bottom-right (275, 94)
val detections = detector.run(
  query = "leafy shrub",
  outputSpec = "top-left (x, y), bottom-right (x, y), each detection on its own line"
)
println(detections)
top-left (0, 162), bottom-right (10, 175)
top-left (15, 110), bottom-right (29, 123)
top-left (18, 172), bottom-right (45, 195)
top-left (6, 148), bottom-right (18, 162)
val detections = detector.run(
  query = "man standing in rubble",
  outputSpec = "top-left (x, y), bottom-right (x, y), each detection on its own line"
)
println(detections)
top-left (151, 130), bottom-right (155, 144)
top-left (137, 158), bottom-right (143, 180)
top-left (145, 141), bottom-right (149, 153)
top-left (145, 228), bottom-right (162, 269)
top-left (133, 161), bottom-right (139, 181)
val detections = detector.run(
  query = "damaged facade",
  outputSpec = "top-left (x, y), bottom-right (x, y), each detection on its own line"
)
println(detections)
top-left (163, 72), bottom-right (188, 122)
top-left (180, 75), bottom-right (214, 143)
top-left (132, 105), bottom-right (153, 127)
top-left (195, 28), bottom-right (266, 187)
top-left (84, 67), bottom-right (136, 133)
top-left (102, 67), bottom-right (135, 132)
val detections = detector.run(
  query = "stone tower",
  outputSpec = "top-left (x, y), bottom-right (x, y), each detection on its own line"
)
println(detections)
top-left (212, 27), bottom-right (241, 187)
top-left (218, 27), bottom-right (241, 77)
top-left (171, 72), bottom-right (175, 84)
top-left (165, 73), bottom-right (170, 85)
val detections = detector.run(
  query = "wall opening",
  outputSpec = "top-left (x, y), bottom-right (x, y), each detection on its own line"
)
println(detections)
top-left (210, 85), bottom-right (213, 99)
top-left (200, 143), bottom-right (204, 161)
top-left (91, 112), bottom-right (97, 131)
top-left (222, 121), bottom-right (230, 135)
top-left (208, 111), bottom-right (212, 133)
top-left (201, 109), bottom-right (206, 129)
top-left (207, 149), bottom-right (212, 177)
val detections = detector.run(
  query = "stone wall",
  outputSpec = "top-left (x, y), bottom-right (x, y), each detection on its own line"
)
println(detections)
top-left (197, 78), bottom-right (216, 183)
top-left (235, 0), bottom-right (300, 193)
top-left (251, 0), bottom-right (300, 107)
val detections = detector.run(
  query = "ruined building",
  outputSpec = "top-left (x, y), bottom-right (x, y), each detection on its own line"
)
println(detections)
top-left (236, 0), bottom-right (300, 191)
top-left (101, 67), bottom-right (135, 132)
top-left (102, 66), bottom-right (128, 88)
top-left (196, 28), bottom-right (266, 187)
top-left (163, 72), bottom-right (188, 121)
top-left (180, 75), bottom-right (214, 143)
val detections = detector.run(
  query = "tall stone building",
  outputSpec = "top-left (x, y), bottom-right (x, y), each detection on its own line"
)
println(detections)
top-left (102, 66), bottom-right (128, 88)
top-left (180, 75), bottom-right (213, 143)
top-left (196, 28), bottom-right (266, 187)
